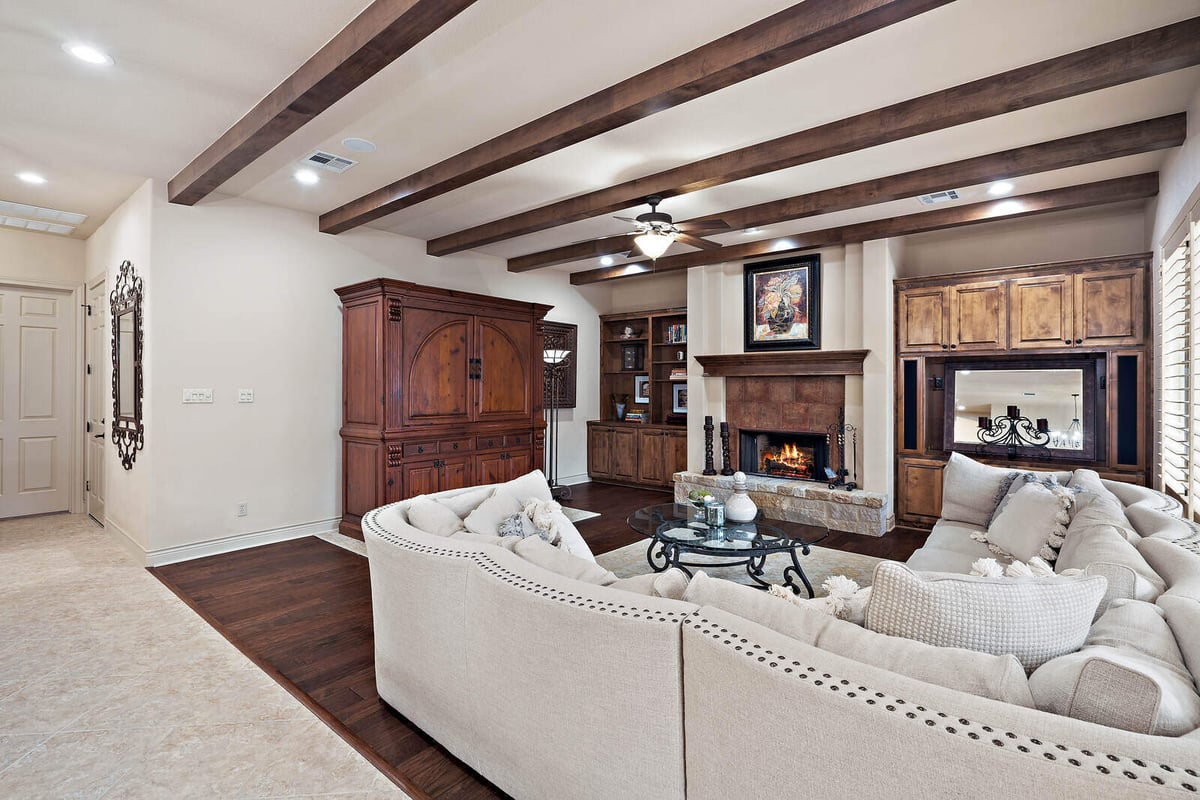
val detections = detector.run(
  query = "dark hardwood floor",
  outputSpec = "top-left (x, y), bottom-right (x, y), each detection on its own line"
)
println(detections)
top-left (149, 481), bottom-right (925, 800)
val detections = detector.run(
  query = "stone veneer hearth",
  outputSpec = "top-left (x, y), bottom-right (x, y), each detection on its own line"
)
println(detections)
top-left (674, 471), bottom-right (888, 537)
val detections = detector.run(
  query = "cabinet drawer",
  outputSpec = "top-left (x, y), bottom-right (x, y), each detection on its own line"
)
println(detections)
top-left (505, 432), bottom-right (531, 447)
top-left (476, 435), bottom-right (504, 451)
top-left (403, 441), bottom-right (440, 458)
top-left (439, 438), bottom-right (472, 455)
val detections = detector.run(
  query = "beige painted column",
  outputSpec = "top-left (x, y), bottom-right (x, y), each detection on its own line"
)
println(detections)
top-left (861, 238), bottom-right (900, 521)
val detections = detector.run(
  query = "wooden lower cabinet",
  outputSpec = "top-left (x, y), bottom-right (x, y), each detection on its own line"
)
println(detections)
top-left (588, 421), bottom-right (685, 488)
top-left (896, 456), bottom-right (945, 527)
top-left (402, 454), bottom-right (473, 498)
top-left (475, 448), bottom-right (531, 484)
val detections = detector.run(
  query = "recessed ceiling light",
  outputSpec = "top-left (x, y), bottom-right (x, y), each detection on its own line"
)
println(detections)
top-left (341, 138), bottom-right (376, 153)
top-left (956, 405), bottom-right (966, 411)
top-left (771, 240), bottom-right (794, 252)
top-left (294, 169), bottom-right (320, 186)
top-left (993, 199), bottom-right (1024, 215)
top-left (63, 42), bottom-right (113, 66)
top-left (988, 181), bottom-right (1014, 196)
top-left (16, 172), bottom-right (47, 185)
top-left (600, 255), bottom-right (614, 266)
top-left (743, 227), bottom-right (760, 235)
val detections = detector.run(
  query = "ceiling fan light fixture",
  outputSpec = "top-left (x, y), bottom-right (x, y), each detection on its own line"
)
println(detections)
top-left (634, 230), bottom-right (675, 260)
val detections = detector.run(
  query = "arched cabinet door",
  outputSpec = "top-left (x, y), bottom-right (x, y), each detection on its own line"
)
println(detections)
top-left (401, 308), bottom-right (472, 426)
top-left (475, 315), bottom-right (532, 423)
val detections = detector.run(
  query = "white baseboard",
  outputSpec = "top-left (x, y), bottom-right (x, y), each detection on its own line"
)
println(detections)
top-left (144, 517), bottom-right (340, 567)
top-left (104, 517), bottom-right (149, 563)
top-left (559, 473), bottom-right (590, 486)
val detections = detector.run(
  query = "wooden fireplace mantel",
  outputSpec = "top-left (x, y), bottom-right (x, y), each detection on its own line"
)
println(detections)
top-left (694, 349), bottom-right (870, 377)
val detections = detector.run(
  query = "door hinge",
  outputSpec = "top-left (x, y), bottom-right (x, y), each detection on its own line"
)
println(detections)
top-left (87, 364), bottom-right (92, 375)
top-left (86, 480), bottom-right (90, 491)
top-left (81, 303), bottom-right (91, 316)
top-left (1099, 376), bottom-right (1107, 389)
top-left (86, 420), bottom-right (92, 433)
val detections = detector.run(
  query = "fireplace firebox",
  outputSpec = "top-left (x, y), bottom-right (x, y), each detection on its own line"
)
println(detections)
top-left (739, 429), bottom-right (829, 481)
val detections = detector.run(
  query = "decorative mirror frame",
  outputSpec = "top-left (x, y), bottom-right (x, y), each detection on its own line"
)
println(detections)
top-left (110, 260), bottom-right (145, 469)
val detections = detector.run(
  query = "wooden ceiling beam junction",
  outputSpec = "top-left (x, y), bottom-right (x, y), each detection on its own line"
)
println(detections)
top-left (508, 114), bottom-right (1185, 272)
top-left (435, 18), bottom-right (1200, 256)
top-left (318, 0), bottom-right (953, 235)
top-left (168, 0), bottom-right (479, 206)
top-left (569, 172), bottom-right (1159, 284)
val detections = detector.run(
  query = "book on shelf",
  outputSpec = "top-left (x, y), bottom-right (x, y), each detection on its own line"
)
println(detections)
top-left (623, 410), bottom-right (647, 423)
top-left (668, 368), bottom-right (688, 380)
top-left (663, 322), bottom-right (687, 344)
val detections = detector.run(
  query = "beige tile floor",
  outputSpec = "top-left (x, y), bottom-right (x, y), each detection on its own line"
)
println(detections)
top-left (0, 512), bottom-right (409, 799)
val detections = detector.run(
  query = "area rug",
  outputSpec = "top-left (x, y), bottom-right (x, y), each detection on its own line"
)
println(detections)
top-left (595, 539), bottom-right (883, 595)
top-left (561, 506), bottom-right (600, 523)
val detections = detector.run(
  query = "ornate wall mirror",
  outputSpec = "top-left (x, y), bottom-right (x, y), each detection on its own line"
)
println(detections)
top-left (110, 260), bottom-right (144, 469)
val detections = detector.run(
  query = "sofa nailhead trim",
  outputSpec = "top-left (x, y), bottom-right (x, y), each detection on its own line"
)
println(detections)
top-left (689, 615), bottom-right (1200, 790)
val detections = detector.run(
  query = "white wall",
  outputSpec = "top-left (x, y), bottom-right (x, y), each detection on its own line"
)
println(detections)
top-left (100, 183), bottom-right (610, 561)
top-left (1153, 84), bottom-right (1200, 249)
top-left (83, 180), bottom-right (155, 553)
top-left (0, 227), bottom-right (85, 285)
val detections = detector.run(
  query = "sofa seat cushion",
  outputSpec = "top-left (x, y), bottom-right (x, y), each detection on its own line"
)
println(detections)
top-left (1029, 600), bottom-right (1200, 736)
top-left (865, 562), bottom-right (1106, 671)
top-left (1158, 593), bottom-right (1200, 683)
top-left (904, 546), bottom-right (988, 575)
top-left (1057, 515), bottom-right (1164, 602)
top-left (608, 568), bottom-right (691, 599)
top-left (682, 572), bottom-right (1034, 706)
top-left (512, 536), bottom-right (616, 585)
top-left (1139, 533), bottom-right (1200, 595)
top-left (449, 531), bottom-right (520, 551)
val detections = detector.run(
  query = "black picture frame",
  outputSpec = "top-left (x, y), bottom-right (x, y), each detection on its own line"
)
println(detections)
top-left (743, 254), bottom-right (821, 351)
top-left (621, 343), bottom-right (644, 370)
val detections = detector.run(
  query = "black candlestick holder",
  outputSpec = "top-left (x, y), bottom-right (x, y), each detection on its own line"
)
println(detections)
top-left (702, 415), bottom-right (717, 475)
top-left (720, 422), bottom-right (733, 476)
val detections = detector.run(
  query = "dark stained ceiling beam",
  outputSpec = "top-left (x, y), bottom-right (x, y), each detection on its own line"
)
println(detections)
top-left (435, 18), bottom-right (1200, 256)
top-left (569, 173), bottom-right (1159, 284)
top-left (508, 114), bottom-right (1185, 272)
top-left (168, 0), bottom-right (479, 206)
top-left (318, 0), bottom-right (955, 234)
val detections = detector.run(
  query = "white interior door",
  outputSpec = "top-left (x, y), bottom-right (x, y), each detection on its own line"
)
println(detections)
top-left (86, 279), bottom-right (106, 523)
top-left (0, 285), bottom-right (74, 518)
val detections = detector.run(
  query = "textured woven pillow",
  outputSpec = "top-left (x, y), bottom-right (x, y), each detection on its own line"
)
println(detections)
top-left (974, 481), bottom-right (1071, 563)
top-left (865, 562), bottom-right (1106, 671)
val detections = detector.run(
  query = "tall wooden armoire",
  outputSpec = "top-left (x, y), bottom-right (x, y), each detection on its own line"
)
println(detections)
top-left (336, 279), bottom-right (551, 535)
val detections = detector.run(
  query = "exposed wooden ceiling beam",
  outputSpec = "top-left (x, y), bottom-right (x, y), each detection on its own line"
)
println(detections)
top-left (318, 0), bottom-right (954, 235)
top-left (509, 114), bottom-right (1185, 272)
top-left (435, 18), bottom-right (1200, 256)
top-left (569, 173), bottom-right (1159, 285)
top-left (168, 0), bottom-right (479, 206)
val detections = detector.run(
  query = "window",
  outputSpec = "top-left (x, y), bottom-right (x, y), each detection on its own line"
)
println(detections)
top-left (1159, 213), bottom-right (1200, 520)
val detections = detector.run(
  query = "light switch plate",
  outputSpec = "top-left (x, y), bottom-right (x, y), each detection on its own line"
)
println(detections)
top-left (183, 388), bottom-right (213, 404)
top-left (238, 389), bottom-right (254, 403)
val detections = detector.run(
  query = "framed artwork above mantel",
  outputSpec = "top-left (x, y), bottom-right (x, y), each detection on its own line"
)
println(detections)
top-left (744, 254), bottom-right (821, 352)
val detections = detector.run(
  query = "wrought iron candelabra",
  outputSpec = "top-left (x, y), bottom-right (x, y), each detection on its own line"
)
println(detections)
top-left (976, 404), bottom-right (1049, 458)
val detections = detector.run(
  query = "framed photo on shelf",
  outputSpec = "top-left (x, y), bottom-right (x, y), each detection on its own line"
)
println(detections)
top-left (621, 343), bottom-right (644, 370)
top-left (633, 375), bottom-right (650, 403)
top-left (744, 254), bottom-right (821, 351)
top-left (672, 383), bottom-right (688, 414)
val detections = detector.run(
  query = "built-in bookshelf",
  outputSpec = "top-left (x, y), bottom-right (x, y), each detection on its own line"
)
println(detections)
top-left (599, 306), bottom-right (687, 425)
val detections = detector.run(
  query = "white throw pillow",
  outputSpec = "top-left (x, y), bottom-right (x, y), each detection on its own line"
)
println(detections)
top-left (1029, 599), bottom-right (1200, 736)
top-left (865, 561), bottom-right (1106, 671)
top-left (406, 497), bottom-right (466, 536)
top-left (498, 469), bottom-right (553, 505)
top-left (463, 490), bottom-right (523, 536)
top-left (976, 481), bottom-right (1071, 563)
top-left (448, 531), bottom-right (520, 552)
top-left (940, 452), bottom-right (1015, 527)
top-left (434, 485), bottom-right (494, 518)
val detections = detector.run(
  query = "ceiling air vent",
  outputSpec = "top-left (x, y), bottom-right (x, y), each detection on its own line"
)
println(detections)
top-left (302, 150), bottom-right (357, 173)
top-left (918, 189), bottom-right (961, 205)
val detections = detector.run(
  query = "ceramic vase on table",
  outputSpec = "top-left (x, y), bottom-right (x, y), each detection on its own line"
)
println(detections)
top-left (725, 471), bottom-right (759, 522)
top-left (615, 403), bottom-right (627, 421)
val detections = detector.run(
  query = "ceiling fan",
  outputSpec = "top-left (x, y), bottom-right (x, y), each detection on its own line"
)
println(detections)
top-left (614, 195), bottom-right (731, 259)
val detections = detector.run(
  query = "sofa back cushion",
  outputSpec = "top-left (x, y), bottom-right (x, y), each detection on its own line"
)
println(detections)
top-left (682, 572), bottom-right (1034, 705)
top-left (865, 562), bottom-right (1105, 671)
top-left (512, 536), bottom-right (617, 585)
top-left (1158, 593), bottom-right (1200, 683)
top-left (1057, 514), bottom-right (1164, 602)
top-left (1028, 600), bottom-right (1200, 736)
top-left (940, 452), bottom-right (1018, 527)
top-left (1139, 534), bottom-right (1200, 594)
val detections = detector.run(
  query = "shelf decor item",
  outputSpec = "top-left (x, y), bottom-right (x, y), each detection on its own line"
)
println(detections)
top-left (720, 422), bottom-right (733, 476)
top-left (613, 393), bottom-right (628, 421)
top-left (621, 343), bottom-right (644, 370)
top-left (703, 415), bottom-right (717, 475)
top-left (672, 383), bottom-right (688, 413)
top-left (725, 471), bottom-right (758, 522)
top-left (633, 375), bottom-right (650, 403)
top-left (744, 255), bottom-right (821, 351)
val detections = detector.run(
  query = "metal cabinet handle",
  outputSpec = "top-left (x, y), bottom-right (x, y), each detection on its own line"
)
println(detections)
top-left (1075, 338), bottom-right (1082, 344)
top-left (417, 446), bottom-right (425, 453)
top-left (941, 344), bottom-right (949, 350)
top-left (949, 344), bottom-right (957, 350)
top-left (1064, 339), bottom-right (1071, 345)
top-left (95, 433), bottom-right (105, 439)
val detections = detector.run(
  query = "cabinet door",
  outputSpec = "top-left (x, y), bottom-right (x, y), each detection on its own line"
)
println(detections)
top-left (474, 451), bottom-right (507, 485)
top-left (401, 307), bottom-right (472, 426)
top-left (612, 427), bottom-right (638, 481)
top-left (897, 458), bottom-right (944, 523)
top-left (588, 426), bottom-right (613, 478)
top-left (1009, 275), bottom-right (1073, 349)
top-left (897, 288), bottom-right (948, 353)
top-left (385, 468), bottom-right (404, 504)
top-left (402, 459), bottom-right (440, 498)
top-left (948, 281), bottom-right (1006, 351)
top-left (662, 429), bottom-right (688, 483)
top-left (638, 430), bottom-right (667, 484)
top-left (475, 315), bottom-right (533, 423)
top-left (440, 455), bottom-right (473, 492)
top-left (506, 449), bottom-right (532, 479)
top-left (1075, 269), bottom-right (1144, 347)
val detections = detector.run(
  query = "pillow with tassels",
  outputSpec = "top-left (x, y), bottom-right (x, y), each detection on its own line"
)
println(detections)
top-left (972, 481), bottom-right (1073, 563)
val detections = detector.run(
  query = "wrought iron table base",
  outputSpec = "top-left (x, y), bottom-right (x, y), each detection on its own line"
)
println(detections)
top-left (645, 537), bottom-right (816, 598)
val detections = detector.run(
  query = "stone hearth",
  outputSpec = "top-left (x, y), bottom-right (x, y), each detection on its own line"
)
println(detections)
top-left (674, 471), bottom-right (889, 537)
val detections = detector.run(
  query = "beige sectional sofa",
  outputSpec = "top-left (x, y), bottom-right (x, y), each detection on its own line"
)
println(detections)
top-left (362, 466), bottom-right (1200, 800)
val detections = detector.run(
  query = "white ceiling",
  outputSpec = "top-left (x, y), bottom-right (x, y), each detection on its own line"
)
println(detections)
top-left (2, 0), bottom-right (1199, 269)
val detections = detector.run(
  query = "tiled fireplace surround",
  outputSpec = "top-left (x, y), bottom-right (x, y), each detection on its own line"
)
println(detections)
top-left (674, 373), bottom-right (890, 536)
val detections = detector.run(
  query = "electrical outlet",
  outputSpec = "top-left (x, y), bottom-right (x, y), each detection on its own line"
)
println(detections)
top-left (183, 388), bottom-right (214, 404)
top-left (238, 389), bottom-right (254, 403)
top-left (237, 502), bottom-right (248, 517)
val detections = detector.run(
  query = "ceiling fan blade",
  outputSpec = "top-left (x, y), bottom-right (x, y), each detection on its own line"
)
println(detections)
top-left (625, 244), bottom-right (643, 259)
top-left (613, 215), bottom-right (638, 223)
top-left (675, 233), bottom-right (724, 251)
top-left (677, 219), bottom-right (732, 233)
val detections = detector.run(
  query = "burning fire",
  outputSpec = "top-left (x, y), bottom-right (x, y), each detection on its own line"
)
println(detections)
top-left (761, 442), bottom-right (815, 478)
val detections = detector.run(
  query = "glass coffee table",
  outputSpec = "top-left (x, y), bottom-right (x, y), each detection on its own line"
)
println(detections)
top-left (627, 503), bottom-right (829, 597)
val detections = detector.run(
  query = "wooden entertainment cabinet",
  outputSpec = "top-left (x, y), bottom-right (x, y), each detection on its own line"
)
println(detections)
top-left (336, 279), bottom-right (550, 534)
top-left (894, 253), bottom-right (1151, 528)
top-left (587, 307), bottom-right (689, 489)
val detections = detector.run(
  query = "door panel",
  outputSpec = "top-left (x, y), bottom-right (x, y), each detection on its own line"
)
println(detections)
top-left (637, 430), bottom-right (666, 484)
top-left (86, 280), bottom-right (106, 522)
top-left (402, 460), bottom-right (440, 498)
top-left (344, 301), bottom-right (382, 426)
top-left (588, 426), bottom-right (613, 478)
top-left (1076, 270), bottom-right (1144, 346)
top-left (897, 288), bottom-right (947, 353)
top-left (402, 308), bottom-right (472, 425)
top-left (475, 452), bottom-right (507, 485)
top-left (0, 286), bottom-right (73, 518)
top-left (475, 315), bottom-right (532, 422)
top-left (612, 428), bottom-right (638, 481)
top-left (1009, 275), bottom-right (1072, 349)
top-left (507, 449), bottom-right (531, 479)
top-left (948, 281), bottom-right (1005, 351)
top-left (441, 456), bottom-right (473, 491)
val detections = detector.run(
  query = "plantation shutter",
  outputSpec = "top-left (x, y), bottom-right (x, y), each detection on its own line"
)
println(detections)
top-left (1159, 226), bottom-right (1198, 518)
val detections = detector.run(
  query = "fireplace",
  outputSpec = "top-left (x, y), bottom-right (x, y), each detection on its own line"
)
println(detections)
top-left (739, 429), bottom-right (829, 481)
